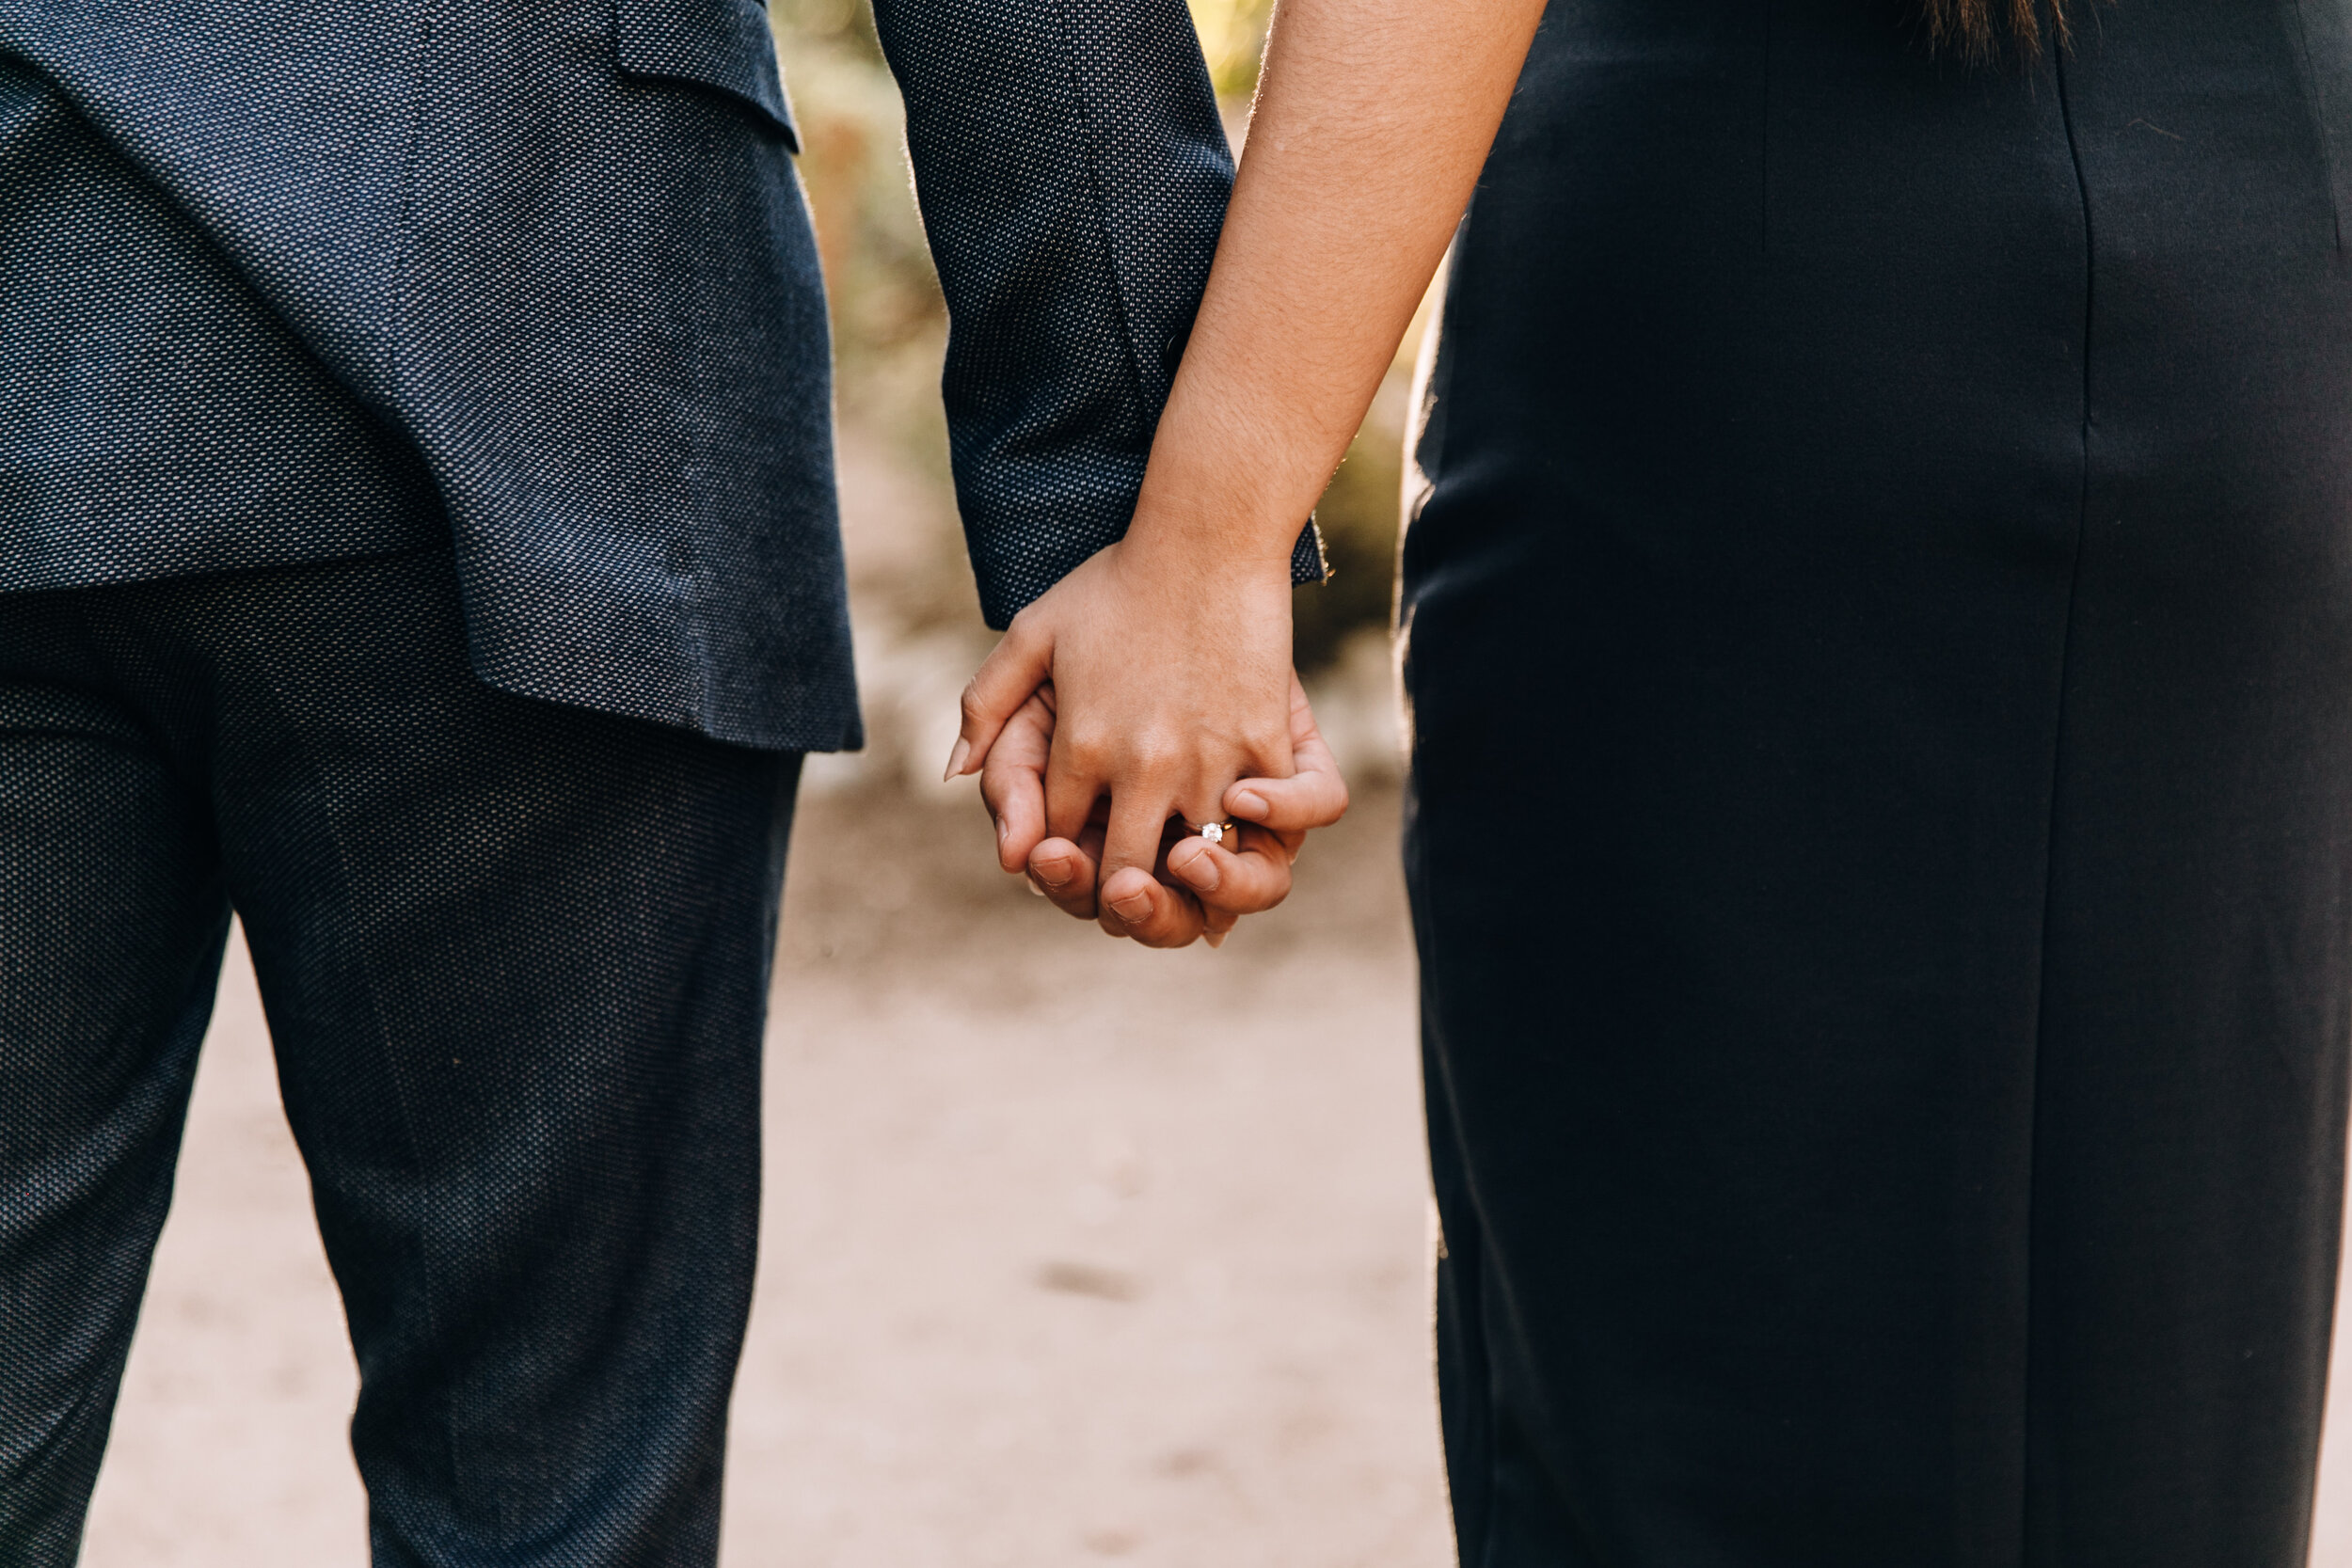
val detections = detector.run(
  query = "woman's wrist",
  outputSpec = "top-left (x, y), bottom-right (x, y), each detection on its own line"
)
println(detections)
top-left (1114, 514), bottom-right (1300, 594)
top-left (1120, 458), bottom-right (1324, 587)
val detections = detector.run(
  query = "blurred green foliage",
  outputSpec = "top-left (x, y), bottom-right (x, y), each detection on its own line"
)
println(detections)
top-left (770, 0), bottom-right (1411, 673)
top-left (1297, 388), bottom-right (1407, 676)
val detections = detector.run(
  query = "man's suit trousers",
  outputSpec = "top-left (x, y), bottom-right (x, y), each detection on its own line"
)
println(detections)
top-left (0, 540), bottom-right (801, 1566)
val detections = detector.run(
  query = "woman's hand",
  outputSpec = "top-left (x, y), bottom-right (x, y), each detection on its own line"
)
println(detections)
top-left (976, 668), bottom-right (1350, 946)
top-left (949, 528), bottom-right (1310, 941)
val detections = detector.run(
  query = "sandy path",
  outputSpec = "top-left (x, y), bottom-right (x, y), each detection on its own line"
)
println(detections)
top-left (79, 784), bottom-right (1450, 1568)
top-left (73, 780), bottom-right (2352, 1565)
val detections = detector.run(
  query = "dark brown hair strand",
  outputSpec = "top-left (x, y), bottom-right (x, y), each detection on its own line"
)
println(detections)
top-left (1921, 0), bottom-right (2071, 58)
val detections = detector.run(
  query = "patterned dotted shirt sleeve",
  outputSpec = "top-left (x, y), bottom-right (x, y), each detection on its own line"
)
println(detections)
top-left (870, 0), bottom-right (1327, 629)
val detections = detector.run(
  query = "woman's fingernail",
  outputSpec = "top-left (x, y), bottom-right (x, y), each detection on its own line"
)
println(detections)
top-left (995, 815), bottom-right (1009, 843)
top-left (1025, 875), bottom-right (1047, 897)
top-left (1231, 788), bottom-right (1267, 819)
top-left (943, 738), bottom-right (972, 782)
top-left (1204, 929), bottom-right (1227, 949)
top-left (1108, 888), bottom-right (1153, 925)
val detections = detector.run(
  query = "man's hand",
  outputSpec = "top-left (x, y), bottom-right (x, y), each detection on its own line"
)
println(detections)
top-left (977, 671), bottom-right (1348, 948)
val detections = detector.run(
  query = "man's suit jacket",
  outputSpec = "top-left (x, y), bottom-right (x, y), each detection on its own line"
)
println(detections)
top-left (0, 0), bottom-right (1318, 752)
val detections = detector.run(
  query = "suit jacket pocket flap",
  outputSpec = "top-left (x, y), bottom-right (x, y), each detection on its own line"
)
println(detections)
top-left (613, 0), bottom-right (798, 147)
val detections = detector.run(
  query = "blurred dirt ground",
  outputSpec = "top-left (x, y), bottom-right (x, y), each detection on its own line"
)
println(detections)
top-left (78, 780), bottom-right (1452, 1568)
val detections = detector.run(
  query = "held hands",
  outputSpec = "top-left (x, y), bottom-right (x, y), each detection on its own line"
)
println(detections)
top-left (946, 536), bottom-right (1350, 948)
top-left (928, 0), bottom-right (1541, 950)
top-left (973, 672), bottom-right (1346, 946)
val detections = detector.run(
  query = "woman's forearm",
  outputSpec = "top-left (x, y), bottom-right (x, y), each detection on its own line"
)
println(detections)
top-left (1124, 0), bottom-right (1549, 572)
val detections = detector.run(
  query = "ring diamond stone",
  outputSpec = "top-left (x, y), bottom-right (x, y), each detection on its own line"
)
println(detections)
top-left (1200, 820), bottom-right (1236, 846)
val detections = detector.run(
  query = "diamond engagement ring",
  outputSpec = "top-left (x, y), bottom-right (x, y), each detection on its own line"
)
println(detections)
top-left (1197, 819), bottom-right (1239, 847)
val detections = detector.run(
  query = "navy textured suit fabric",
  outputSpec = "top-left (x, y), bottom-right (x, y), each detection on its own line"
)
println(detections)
top-left (0, 543), bottom-right (798, 1565)
top-left (0, 62), bottom-right (448, 588)
top-left (0, 0), bottom-right (852, 751)
top-left (870, 0), bottom-right (1325, 622)
top-left (0, 0), bottom-right (1296, 746)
